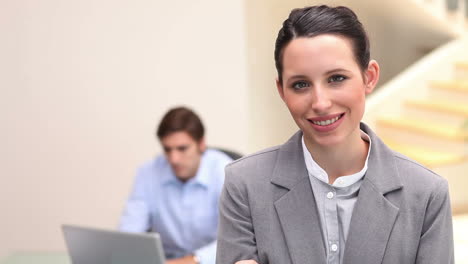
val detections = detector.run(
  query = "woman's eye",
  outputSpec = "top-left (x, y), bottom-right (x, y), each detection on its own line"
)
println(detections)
top-left (328, 75), bottom-right (347, 83)
top-left (292, 81), bottom-right (309, 90)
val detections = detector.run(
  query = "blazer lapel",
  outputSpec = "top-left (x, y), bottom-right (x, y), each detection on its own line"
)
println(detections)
top-left (342, 180), bottom-right (399, 263)
top-left (343, 124), bottom-right (403, 264)
top-left (271, 131), bottom-right (327, 264)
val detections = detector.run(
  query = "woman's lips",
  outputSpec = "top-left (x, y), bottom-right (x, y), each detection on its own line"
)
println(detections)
top-left (307, 113), bottom-right (345, 132)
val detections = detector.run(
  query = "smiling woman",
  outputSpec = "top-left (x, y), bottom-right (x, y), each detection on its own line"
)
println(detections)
top-left (216, 5), bottom-right (454, 264)
top-left (276, 35), bottom-right (379, 178)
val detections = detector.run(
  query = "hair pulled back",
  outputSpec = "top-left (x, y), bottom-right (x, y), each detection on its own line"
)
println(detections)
top-left (274, 5), bottom-right (370, 84)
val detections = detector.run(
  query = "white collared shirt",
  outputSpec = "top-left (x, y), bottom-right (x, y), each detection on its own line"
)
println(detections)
top-left (301, 130), bottom-right (371, 188)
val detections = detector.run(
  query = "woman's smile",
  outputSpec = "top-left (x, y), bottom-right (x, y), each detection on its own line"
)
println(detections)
top-left (277, 35), bottom-right (375, 147)
top-left (308, 113), bottom-right (346, 132)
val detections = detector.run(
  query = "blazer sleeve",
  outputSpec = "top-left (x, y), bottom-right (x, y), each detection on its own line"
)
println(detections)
top-left (216, 165), bottom-right (259, 264)
top-left (415, 179), bottom-right (454, 264)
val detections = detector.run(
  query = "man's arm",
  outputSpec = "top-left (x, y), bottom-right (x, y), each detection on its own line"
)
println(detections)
top-left (166, 255), bottom-right (199, 264)
top-left (165, 241), bottom-right (216, 264)
top-left (415, 179), bottom-right (454, 263)
top-left (119, 169), bottom-right (151, 232)
top-left (216, 166), bottom-right (259, 264)
top-left (193, 240), bottom-right (216, 264)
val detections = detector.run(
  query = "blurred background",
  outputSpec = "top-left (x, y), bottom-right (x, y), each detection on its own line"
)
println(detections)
top-left (1, 0), bottom-right (467, 262)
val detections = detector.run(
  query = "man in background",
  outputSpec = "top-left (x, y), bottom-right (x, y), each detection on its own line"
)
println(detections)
top-left (119, 106), bottom-right (233, 264)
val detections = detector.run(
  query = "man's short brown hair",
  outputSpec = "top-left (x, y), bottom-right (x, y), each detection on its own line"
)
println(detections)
top-left (156, 106), bottom-right (205, 141)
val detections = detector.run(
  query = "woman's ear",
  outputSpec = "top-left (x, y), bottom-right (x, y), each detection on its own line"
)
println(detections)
top-left (364, 60), bottom-right (380, 95)
top-left (276, 78), bottom-right (285, 101)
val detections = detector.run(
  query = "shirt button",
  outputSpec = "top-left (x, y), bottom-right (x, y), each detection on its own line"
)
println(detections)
top-left (326, 192), bottom-right (334, 199)
top-left (331, 244), bottom-right (338, 252)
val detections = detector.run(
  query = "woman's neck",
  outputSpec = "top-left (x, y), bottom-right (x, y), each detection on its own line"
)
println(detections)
top-left (304, 130), bottom-right (369, 184)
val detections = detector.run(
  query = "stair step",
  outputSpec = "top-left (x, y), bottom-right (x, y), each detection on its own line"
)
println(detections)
top-left (403, 100), bottom-right (468, 127)
top-left (376, 117), bottom-right (468, 153)
top-left (377, 116), bottom-right (467, 141)
top-left (430, 80), bottom-right (468, 93)
top-left (455, 62), bottom-right (468, 81)
top-left (405, 100), bottom-right (468, 117)
top-left (381, 138), bottom-right (467, 168)
top-left (428, 85), bottom-right (468, 104)
top-left (455, 61), bottom-right (468, 71)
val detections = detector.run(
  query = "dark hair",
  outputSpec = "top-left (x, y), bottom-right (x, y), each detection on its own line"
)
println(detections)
top-left (156, 106), bottom-right (205, 141)
top-left (274, 5), bottom-right (370, 84)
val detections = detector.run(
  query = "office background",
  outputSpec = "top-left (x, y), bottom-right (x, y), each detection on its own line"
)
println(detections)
top-left (0, 0), bottom-right (462, 259)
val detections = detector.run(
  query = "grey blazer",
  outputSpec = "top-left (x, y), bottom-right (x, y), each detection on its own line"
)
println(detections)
top-left (216, 123), bottom-right (454, 264)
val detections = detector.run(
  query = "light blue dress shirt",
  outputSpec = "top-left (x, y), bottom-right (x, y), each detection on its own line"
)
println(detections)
top-left (119, 149), bottom-right (232, 264)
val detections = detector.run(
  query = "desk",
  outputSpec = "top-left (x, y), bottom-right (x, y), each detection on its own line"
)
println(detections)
top-left (0, 253), bottom-right (70, 264)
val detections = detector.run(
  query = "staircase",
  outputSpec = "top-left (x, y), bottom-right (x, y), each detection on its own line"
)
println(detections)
top-left (368, 59), bottom-right (468, 212)
top-left (375, 78), bottom-right (468, 169)
top-left (363, 38), bottom-right (468, 263)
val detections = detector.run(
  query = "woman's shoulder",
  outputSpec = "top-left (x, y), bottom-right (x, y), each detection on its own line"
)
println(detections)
top-left (226, 145), bottom-right (281, 172)
top-left (391, 150), bottom-right (447, 188)
top-left (364, 122), bottom-right (446, 187)
top-left (223, 145), bottom-right (287, 188)
top-left (226, 130), bottom-right (303, 172)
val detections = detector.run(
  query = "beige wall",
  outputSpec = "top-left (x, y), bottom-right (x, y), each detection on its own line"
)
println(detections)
top-left (244, 0), bottom-right (301, 152)
top-left (0, 0), bottom-right (248, 257)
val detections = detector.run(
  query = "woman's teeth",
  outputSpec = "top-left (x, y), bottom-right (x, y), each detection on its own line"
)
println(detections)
top-left (311, 116), bottom-right (340, 126)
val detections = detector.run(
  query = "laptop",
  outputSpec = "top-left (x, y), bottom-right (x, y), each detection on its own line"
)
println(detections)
top-left (62, 225), bottom-right (166, 264)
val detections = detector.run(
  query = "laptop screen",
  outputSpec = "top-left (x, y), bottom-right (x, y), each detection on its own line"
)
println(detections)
top-left (62, 225), bottom-right (165, 264)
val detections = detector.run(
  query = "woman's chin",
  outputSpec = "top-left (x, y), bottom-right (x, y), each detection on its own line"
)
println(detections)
top-left (304, 133), bottom-right (345, 149)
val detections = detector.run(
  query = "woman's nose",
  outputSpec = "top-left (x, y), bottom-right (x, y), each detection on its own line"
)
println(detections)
top-left (311, 87), bottom-right (332, 112)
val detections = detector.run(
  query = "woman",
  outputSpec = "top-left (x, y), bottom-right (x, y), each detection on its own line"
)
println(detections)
top-left (216, 5), bottom-right (454, 264)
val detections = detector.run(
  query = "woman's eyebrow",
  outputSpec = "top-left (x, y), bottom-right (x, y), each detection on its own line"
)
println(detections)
top-left (324, 68), bottom-right (352, 75)
top-left (286, 75), bottom-right (309, 82)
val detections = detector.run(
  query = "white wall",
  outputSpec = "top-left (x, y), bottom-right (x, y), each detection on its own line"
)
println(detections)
top-left (0, 0), bottom-right (248, 257)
